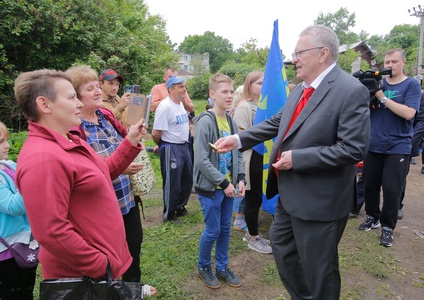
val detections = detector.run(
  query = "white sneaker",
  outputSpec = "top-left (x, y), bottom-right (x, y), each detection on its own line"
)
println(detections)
top-left (243, 232), bottom-right (270, 244)
top-left (248, 236), bottom-right (273, 254)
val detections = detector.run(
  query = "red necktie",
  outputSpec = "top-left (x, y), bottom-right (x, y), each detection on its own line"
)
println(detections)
top-left (284, 87), bottom-right (315, 138)
top-left (274, 87), bottom-right (315, 175)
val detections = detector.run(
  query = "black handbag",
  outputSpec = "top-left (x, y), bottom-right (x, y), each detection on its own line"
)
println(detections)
top-left (39, 261), bottom-right (143, 299)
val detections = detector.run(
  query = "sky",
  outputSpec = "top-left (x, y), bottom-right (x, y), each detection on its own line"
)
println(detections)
top-left (143, 0), bottom-right (422, 58)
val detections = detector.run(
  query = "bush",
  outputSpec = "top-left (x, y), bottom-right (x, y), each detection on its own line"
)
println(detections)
top-left (8, 130), bottom-right (27, 161)
top-left (186, 73), bottom-right (211, 100)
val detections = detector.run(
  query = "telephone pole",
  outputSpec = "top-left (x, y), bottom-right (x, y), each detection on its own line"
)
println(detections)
top-left (409, 5), bottom-right (424, 81)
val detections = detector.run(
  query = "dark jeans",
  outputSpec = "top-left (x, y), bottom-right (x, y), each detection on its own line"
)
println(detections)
top-left (364, 152), bottom-right (409, 229)
top-left (0, 258), bottom-right (37, 300)
top-left (245, 151), bottom-right (263, 236)
top-left (122, 202), bottom-right (143, 282)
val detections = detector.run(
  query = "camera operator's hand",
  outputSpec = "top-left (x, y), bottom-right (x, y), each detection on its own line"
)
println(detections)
top-left (119, 92), bottom-right (131, 109)
top-left (375, 90), bottom-right (385, 101)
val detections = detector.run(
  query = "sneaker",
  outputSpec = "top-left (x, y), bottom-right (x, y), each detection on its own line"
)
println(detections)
top-left (215, 267), bottom-right (241, 288)
top-left (176, 207), bottom-right (189, 217)
top-left (233, 220), bottom-right (247, 231)
top-left (379, 227), bottom-right (394, 247)
top-left (358, 216), bottom-right (381, 231)
top-left (167, 212), bottom-right (182, 225)
top-left (397, 209), bottom-right (404, 220)
top-left (248, 237), bottom-right (273, 254)
top-left (198, 267), bottom-right (220, 289)
top-left (243, 232), bottom-right (270, 244)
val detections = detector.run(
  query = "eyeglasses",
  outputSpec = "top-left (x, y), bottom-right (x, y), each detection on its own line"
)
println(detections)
top-left (292, 46), bottom-right (325, 60)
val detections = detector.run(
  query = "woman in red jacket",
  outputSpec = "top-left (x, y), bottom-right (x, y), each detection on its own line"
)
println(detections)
top-left (14, 69), bottom-right (156, 297)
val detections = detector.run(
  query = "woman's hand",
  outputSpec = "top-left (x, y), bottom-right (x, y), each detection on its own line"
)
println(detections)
top-left (127, 118), bottom-right (147, 145)
top-left (122, 163), bottom-right (144, 175)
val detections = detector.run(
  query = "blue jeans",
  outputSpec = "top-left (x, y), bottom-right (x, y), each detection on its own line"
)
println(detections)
top-left (198, 190), bottom-right (233, 271)
top-left (233, 196), bottom-right (245, 213)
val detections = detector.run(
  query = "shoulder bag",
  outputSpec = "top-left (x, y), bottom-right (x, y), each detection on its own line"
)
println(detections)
top-left (0, 235), bottom-right (39, 269)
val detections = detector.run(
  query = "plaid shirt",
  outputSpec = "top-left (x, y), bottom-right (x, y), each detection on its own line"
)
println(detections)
top-left (81, 111), bottom-right (134, 215)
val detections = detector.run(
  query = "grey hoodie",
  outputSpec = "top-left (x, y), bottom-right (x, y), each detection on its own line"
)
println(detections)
top-left (193, 110), bottom-right (245, 197)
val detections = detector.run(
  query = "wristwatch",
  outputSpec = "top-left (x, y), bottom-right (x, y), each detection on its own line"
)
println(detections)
top-left (380, 97), bottom-right (387, 104)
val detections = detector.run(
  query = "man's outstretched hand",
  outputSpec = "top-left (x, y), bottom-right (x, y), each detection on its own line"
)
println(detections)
top-left (214, 135), bottom-right (238, 153)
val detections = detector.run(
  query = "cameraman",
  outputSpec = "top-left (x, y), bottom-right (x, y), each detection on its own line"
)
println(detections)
top-left (359, 48), bottom-right (421, 247)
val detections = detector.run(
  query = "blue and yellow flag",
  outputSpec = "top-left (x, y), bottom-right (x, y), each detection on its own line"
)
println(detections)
top-left (252, 19), bottom-right (289, 215)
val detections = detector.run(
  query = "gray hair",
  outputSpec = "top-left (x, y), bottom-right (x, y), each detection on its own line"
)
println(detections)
top-left (300, 25), bottom-right (339, 63)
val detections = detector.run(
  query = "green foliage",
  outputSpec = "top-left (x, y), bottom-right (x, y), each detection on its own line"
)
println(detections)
top-left (186, 73), bottom-right (212, 100)
top-left (285, 65), bottom-right (298, 84)
top-left (338, 49), bottom-right (370, 74)
top-left (233, 38), bottom-right (270, 66)
top-left (7, 130), bottom-right (27, 161)
top-left (314, 7), bottom-right (358, 45)
top-left (2, 1), bottom-right (424, 133)
top-left (1, 0), bottom-right (176, 130)
top-left (178, 31), bottom-right (234, 73)
top-left (219, 63), bottom-right (264, 87)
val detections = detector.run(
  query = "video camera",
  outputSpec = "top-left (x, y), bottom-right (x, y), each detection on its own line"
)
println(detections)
top-left (352, 68), bottom-right (392, 108)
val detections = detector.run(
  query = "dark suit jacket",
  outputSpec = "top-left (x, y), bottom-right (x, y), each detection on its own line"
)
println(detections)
top-left (238, 65), bottom-right (370, 222)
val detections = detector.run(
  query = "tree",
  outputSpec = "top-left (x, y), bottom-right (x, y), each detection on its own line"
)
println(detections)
top-left (234, 38), bottom-right (269, 67)
top-left (338, 49), bottom-right (370, 74)
top-left (0, 0), bottom-right (176, 130)
top-left (314, 7), bottom-right (358, 45)
top-left (178, 31), bottom-right (233, 73)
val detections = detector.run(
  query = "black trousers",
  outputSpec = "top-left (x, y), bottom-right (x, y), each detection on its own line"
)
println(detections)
top-left (122, 202), bottom-right (143, 282)
top-left (244, 151), bottom-right (263, 236)
top-left (0, 257), bottom-right (37, 300)
top-left (364, 152), bottom-right (409, 229)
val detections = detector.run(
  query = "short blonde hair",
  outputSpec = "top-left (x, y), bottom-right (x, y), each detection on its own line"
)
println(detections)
top-left (0, 121), bottom-right (10, 139)
top-left (65, 65), bottom-right (99, 99)
top-left (14, 69), bottom-right (71, 122)
top-left (209, 73), bottom-right (234, 91)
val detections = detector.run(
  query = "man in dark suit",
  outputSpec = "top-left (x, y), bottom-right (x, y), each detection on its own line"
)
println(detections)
top-left (215, 25), bottom-right (370, 299)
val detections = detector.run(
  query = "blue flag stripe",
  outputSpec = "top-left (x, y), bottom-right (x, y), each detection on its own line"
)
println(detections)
top-left (252, 19), bottom-right (288, 215)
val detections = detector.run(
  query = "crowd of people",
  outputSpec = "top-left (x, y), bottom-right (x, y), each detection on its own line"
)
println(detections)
top-left (0, 23), bottom-right (422, 300)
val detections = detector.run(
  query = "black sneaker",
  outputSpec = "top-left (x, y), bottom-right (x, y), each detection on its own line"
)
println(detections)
top-left (397, 209), bottom-right (404, 220)
top-left (167, 212), bottom-right (182, 225)
top-left (379, 227), bottom-right (394, 247)
top-left (358, 216), bottom-right (381, 231)
top-left (216, 267), bottom-right (241, 288)
top-left (176, 207), bottom-right (189, 217)
top-left (198, 267), bottom-right (220, 289)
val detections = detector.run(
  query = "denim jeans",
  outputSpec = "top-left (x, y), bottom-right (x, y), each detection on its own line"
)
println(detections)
top-left (233, 196), bottom-right (245, 213)
top-left (198, 190), bottom-right (233, 271)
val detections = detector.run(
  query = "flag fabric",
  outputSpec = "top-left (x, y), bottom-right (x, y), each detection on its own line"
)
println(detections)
top-left (252, 19), bottom-right (289, 215)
